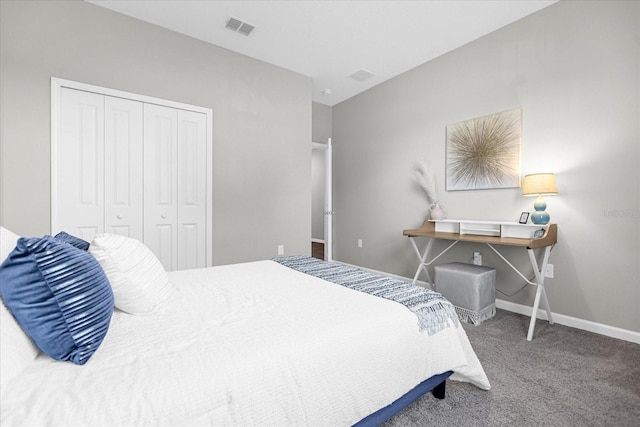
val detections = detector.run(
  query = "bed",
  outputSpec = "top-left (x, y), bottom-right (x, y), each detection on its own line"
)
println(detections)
top-left (0, 227), bottom-right (489, 426)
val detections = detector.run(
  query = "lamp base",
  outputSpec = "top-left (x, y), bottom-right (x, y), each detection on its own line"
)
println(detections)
top-left (531, 211), bottom-right (550, 225)
top-left (531, 195), bottom-right (550, 225)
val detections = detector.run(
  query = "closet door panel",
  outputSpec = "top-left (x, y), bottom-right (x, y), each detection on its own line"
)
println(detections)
top-left (144, 104), bottom-right (178, 270)
top-left (55, 88), bottom-right (105, 242)
top-left (54, 80), bottom-right (211, 270)
top-left (177, 110), bottom-right (207, 270)
top-left (104, 96), bottom-right (144, 240)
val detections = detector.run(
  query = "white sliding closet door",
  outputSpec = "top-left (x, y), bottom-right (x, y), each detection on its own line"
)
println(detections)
top-left (143, 104), bottom-right (179, 270)
top-left (56, 89), bottom-right (105, 242)
top-left (52, 78), bottom-right (213, 269)
top-left (104, 96), bottom-right (144, 239)
top-left (143, 105), bottom-right (207, 271)
top-left (177, 110), bottom-right (207, 270)
top-left (57, 89), bottom-right (144, 242)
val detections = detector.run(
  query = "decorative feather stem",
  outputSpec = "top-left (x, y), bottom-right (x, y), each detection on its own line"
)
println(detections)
top-left (415, 159), bottom-right (438, 204)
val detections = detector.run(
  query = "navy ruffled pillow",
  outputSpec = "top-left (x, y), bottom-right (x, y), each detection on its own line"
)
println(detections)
top-left (54, 231), bottom-right (90, 251)
top-left (0, 236), bottom-right (114, 365)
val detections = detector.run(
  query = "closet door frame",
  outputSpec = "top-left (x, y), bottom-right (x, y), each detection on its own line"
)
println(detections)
top-left (51, 77), bottom-right (213, 266)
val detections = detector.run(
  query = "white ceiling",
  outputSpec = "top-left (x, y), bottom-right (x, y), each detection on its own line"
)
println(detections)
top-left (88, 0), bottom-right (557, 106)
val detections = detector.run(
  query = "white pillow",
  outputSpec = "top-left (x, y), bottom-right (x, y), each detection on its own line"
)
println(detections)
top-left (0, 226), bottom-right (21, 264)
top-left (0, 226), bottom-right (40, 390)
top-left (89, 234), bottom-right (172, 315)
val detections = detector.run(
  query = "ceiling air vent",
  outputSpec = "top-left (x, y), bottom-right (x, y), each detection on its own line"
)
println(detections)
top-left (349, 69), bottom-right (376, 82)
top-left (225, 16), bottom-right (256, 36)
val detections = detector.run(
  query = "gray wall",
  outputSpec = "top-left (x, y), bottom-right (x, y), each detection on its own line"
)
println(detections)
top-left (0, 0), bottom-right (312, 265)
top-left (312, 102), bottom-right (332, 144)
top-left (332, 1), bottom-right (640, 332)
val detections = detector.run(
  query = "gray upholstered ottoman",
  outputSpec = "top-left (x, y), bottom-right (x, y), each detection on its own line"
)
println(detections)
top-left (434, 262), bottom-right (496, 326)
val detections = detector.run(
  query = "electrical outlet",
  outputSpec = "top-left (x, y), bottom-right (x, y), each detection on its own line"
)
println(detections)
top-left (473, 251), bottom-right (482, 265)
top-left (277, 245), bottom-right (284, 255)
top-left (358, 239), bottom-right (362, 248)
top-left (545, 263), bottom-right (554, 278)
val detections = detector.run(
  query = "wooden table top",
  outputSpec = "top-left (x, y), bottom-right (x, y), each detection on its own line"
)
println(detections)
top-left (403, 221), bottom-right (557, 249)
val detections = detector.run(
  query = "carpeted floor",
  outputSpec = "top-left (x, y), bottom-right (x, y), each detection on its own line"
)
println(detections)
top-left (384, 309), bottom-right (640, 427)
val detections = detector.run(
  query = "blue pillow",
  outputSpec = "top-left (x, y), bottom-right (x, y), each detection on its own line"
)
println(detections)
top-left (54, 231), bottom-right (90, 251)
top-left (0, 236), bottom-right (114, 365)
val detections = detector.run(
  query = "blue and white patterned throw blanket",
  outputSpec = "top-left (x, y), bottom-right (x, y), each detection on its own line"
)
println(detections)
top-left (273, 255), bottom-right (459, 336)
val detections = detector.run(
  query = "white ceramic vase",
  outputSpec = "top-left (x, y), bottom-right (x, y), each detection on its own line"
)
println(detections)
top-left (429, 202), bottom-right (446, 220)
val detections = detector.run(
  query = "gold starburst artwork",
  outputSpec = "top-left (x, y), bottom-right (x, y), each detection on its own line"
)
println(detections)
top-left (446, 109), bottom-right (522, 191)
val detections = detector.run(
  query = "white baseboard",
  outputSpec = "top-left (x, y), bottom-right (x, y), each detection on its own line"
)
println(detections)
top-left (311, 238), bottom-right (325, 244)
top-left (335, 261), bottom-right (640, 345)
top-left (495, 299), bottom-right (640, 345)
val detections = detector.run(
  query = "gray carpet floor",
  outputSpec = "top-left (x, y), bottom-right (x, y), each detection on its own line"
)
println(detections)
top-left (384, 309), bottom-right (640, 427)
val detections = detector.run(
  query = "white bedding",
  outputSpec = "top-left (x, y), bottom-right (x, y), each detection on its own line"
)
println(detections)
top-left (1, 260), bottom-right (489, 426)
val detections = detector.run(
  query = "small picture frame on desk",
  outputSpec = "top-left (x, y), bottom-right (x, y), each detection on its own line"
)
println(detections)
top-left (519, 212), bottom-right (530, 224)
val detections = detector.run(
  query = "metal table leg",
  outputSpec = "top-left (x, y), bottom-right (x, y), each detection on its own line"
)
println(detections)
top-left (410, 237), bottom-right (434, 285)
top-left (526, 246), bottom-right (554, 341)
top-left (409, 237), bottom-right (458, 287)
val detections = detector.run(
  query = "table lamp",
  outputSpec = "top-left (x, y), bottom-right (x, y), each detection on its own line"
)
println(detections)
top-left (522, 173), bottom-right (557, 225)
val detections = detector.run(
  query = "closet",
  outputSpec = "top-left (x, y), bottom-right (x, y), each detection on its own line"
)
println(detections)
top-left (52, 79), bottom-right (212, 271)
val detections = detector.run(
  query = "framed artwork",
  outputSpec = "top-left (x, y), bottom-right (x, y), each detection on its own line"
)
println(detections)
top-left (519, 212), bottom-right (530, 224)
top-left (446, 108), bottom-right (522, 191)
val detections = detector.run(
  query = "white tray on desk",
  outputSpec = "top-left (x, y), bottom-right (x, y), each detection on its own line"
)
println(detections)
top-left (432, 220), bottom-right (547, 239)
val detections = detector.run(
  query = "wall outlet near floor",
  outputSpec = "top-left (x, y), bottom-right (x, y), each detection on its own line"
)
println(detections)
top-left (473, 251), bottom-right (482, 265)
top-left (545, 263), bottom-right (554, 278)
top-left (358, 239), bottom-right (362, 248)
top-left (277, 245), bottom-right (284, 255)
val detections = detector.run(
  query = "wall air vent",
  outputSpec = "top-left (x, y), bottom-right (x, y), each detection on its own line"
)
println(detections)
top-left (225, 16), bottom-right (256, 36)
top-left (349, 69), bottom-right (376, 82)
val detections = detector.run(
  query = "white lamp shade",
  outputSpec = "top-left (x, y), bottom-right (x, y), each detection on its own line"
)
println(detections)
top-left (522, 173), bottom-right (558, 196)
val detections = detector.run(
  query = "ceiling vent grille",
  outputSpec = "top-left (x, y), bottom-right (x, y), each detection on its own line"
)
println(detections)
top-left (225, 16), bottom-right (256, 36)
top-left (349, 69), bottom-right (376, 82)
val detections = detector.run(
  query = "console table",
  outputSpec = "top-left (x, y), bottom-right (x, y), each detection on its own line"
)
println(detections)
top-left (403, 220), bottom-right (558, 341)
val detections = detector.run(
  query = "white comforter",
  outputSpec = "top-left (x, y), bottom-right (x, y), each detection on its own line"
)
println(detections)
top-left (1, 260), bottom-right (489, 426)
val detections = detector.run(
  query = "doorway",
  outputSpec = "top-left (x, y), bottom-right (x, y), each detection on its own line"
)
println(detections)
top-left (311, 139), bottom-right (332, 261)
